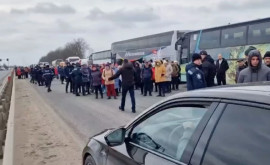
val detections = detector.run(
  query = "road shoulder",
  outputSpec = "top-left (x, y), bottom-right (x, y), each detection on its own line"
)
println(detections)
top-left (13, 79), bottom-right (81, 165)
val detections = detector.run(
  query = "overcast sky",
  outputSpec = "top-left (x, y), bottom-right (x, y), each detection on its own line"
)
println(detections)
top-left (0, 0), bottom-right (269, 65)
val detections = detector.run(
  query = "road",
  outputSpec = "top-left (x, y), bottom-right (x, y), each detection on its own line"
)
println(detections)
top-left (31, 80), bottom-right (186, 146)
top-left (0, 70), bottom-right (11, 86)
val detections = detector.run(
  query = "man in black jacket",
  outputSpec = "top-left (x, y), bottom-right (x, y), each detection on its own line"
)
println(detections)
top-left (64, 62), bottom-right (74, 93)
top-left (200, 50), bottom-right (216, 87)
top-left (216, 54), bottom-right (229, 85)
top-left (109, 59), bottom-right (136, 113)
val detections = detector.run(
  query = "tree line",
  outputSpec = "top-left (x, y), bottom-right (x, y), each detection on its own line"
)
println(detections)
top-left (39, 38), bottom-right (91, 64)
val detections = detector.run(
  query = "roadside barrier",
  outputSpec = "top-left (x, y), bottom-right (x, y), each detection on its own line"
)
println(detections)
top-left (0, 70), bottom-right (14, 160)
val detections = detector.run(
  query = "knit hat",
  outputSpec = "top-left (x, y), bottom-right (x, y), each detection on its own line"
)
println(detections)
top-left (199, 50), bottom-right (207, 56)
top-left (245, 46), bottom-right (256, 56)
top-left (263, 51), bottom-right (270, 59)
top-left (192, 53), bottom-right (202, 62)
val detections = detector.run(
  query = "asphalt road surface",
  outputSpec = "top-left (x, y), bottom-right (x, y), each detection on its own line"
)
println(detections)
top-left (31, 80), bottom-right (186, 145)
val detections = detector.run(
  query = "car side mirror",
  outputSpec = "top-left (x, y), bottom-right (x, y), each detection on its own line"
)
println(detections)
top-left (105, 128), bottom-right (126, 147)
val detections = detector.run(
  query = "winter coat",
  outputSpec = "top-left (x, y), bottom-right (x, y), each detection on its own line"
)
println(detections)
top-left (216, 58), bottom-right (229, 75)
top-left (202, 55), bottom-right (216, 87)
top-left (81, 66), bottom-right (90, 83)
top-left (42, 68), bottom-right (54, 82)
top-left (113, 68), bottom-right (120, 89)
top-left (151, 67), bottom-right (155, 81)
top-left (16, 68), bottom-right (21, 76)
top-left (91, 70), bottom-right (102, 86)
top-left (54, 67), bottom-right (58, 75)
top-left (58, 67), bottom-right (65, 77)
top-left (109, 62), bottom-right (135, 88)
top-left (141, 67), bottom-right (152, 80)
top-left (155, 61), bottom-right (166, 83)
top-left (235, 65), bottom-right (246, 83)
top-left (172, 63), bottom-right (180, 77)
top-left (186, 63), bottom-right (206, 91)
top-left (64, 66), bottom-right (74, 79)
top-left (165, 64), bottom-right (173, 81)
top-left (238, 52), bottom-right (270, 83)
top-left (71, 67), bottom-right (82, 83)
top-left (134, 66), bottom-right (142, 83)
top-left (102, 69), bottom-right (115, 85)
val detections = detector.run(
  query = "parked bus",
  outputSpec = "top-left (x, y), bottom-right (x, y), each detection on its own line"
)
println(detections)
top-left (52, 59), bottom-right (64, 67)
top-left (89, 50), bottom-right (112, 65)
top-left (111, 31), bottom-right (188, 62)
top-left (176, 17), bottom-right (270, 84)
top-left (66, 56), bottom-right (80, 65)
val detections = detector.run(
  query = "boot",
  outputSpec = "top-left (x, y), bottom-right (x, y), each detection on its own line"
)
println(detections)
top-left (101, 94), bottom-right (103, 99)
top-left (107, 96), bottom-right (111, 99)
top-left (95, 95), bottom-right (98, 99)
top-left (114, 96), bottom-right (117, 99)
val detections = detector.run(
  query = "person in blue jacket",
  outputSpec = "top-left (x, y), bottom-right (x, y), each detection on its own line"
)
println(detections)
top-left (64, 62), bottom-right (74, 93)
top-left (186, 53), bottom-right (206, 91)
top-left (43, 64), bottom-right (54, 92)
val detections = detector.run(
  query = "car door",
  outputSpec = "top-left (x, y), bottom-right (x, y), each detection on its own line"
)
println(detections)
top-left (190, 102), bottom-right (270, 165)
top-left (106, 99), bottom-right (219, 165)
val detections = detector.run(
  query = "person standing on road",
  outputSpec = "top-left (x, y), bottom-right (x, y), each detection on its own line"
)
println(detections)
top-left (263, 51), bottom-right (270, 68)
top-left (42, 64), bottom-right (54, 92)
top-left (235, 59), bottom-right (246, 83)
top-left (102, 64), bottom-right (117, 99)
top-left (200, 50), bottom-right (216, 87)
top-left (164, 61), bottom-right (173, 93)
top-left (134, 62), bottom-right (142, 91)
top-left (64, 62), bottom-right (74, 93)
top-left (72, 63), bottom-right (83, 96)
top-left (244, 46), bottom-right (257, 67)
top-left (216, 54), bottom-right (229, 85)
top-left (171, 61), bottom-right (180, 90)
top-left (91, 65), bottom-right (103, 99)
top-left (112, 64), bottom-right (120, 96)
top-left (58, 65), bottom-right (65, 84)
top-left (81, 63), bottom-right (90, 96)
top-left (186, 53), bottom-right (206, 91)
top-left (155, 60), bottom-right (167, 97)
top-left (109, 59), bottom-right (136, 113)
top-left (238, 50), bottom-right (270, 83)
top-left (37, 66), bottom-right (44, 86)
top-left (17, 67), bottom-right (22, 79)
top-left (141, 61), bottom-right (153, 96)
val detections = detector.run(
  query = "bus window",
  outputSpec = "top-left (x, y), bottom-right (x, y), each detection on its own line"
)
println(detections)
top-left (248, 22), bottom-right (270, 45)
top-left (180, 48), bottom-right (188, 64)
top-left (221, 26), bottom-right (247, 47)
top-left (200, 30), bottom-right (220, 49)
top-left (190, 33), bottom-right (199, 53)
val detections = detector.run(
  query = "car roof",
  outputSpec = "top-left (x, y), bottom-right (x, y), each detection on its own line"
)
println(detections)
top-left (170, 83), bottom-right (270, 105)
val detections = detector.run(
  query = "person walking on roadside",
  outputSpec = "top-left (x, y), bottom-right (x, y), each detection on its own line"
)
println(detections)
top-left (186, 53), bottom-right (206, 91)
top-left (155, 60), bottom-right (167, 97)
top-left (200, 50), bottom-right (216, 87)
top-left (81, 63), bottom-right (90, 96)
top-left (141, 61), bottom-right (153, 96)
top-left (43, 64), bottom-right (54, 92)
top-left (216, 54), bottom-right (229, 85)
top-left (263, 51), bottom-right (270, 68)
top-left (17, 67), bottom-right (22, 79)
top-left (37, 66), bottom-right (44, 86)
top-left (238, 50), bottom-right (270, 83)
top-left (171, 61), bottom-right (180, 90)
top-left (72, 63), bottom-right (83, 96)
top-left (102, 64), bottom-right (117, 99)
top-left (64, 62), bottom-right (74, 93)
top-left (109, 59), bottom-right (136, 113)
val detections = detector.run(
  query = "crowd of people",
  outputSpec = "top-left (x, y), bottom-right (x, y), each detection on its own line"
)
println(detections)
top-left (186, 47), bottom-right (270, 90)
top-left (15, 47), bottom-right (270, 112)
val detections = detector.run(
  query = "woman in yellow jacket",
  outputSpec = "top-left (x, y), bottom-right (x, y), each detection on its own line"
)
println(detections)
top-left (155, 60), bottom-right (167, 97)
top-left (102, 64), bottom-right (117, 99)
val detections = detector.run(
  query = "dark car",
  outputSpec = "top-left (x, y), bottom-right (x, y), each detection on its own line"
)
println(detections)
top-left (83, 83), bottom-right (270, 165)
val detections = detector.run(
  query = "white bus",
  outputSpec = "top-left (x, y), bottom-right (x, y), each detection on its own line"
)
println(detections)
top-left (66, 56), bottom-right (81, 65)
top-left (111, 31), bottom-right (188, 62)
top-left (89, 50), bottom-right (112, 65)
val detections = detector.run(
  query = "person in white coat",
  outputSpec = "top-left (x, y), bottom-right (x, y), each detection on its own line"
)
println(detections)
top-left (164, 61), bottom-right (173, 93)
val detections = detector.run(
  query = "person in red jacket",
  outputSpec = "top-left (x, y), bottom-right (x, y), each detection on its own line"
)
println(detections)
top-left (17, 68), bottom-right (22, 79)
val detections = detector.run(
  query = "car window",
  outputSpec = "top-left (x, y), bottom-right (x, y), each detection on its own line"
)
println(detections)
top-left (130, 106), bottom-right (208, 161)
top-left (202, 104), bottom-right (270, 165)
